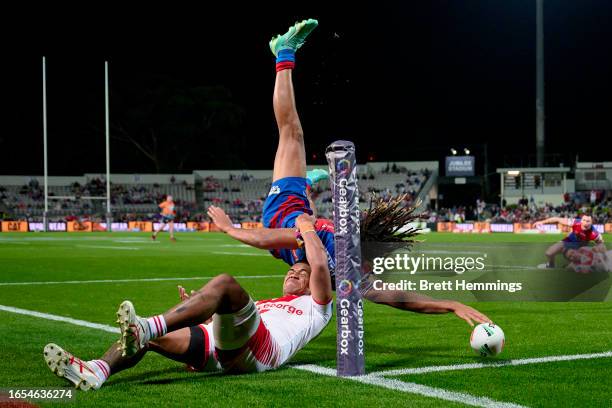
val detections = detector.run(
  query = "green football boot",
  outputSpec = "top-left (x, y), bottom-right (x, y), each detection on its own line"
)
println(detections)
top-left (269, 18), bottom-right (319, 57)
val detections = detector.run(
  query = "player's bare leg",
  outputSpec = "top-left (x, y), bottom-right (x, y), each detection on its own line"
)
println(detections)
top-left (269, 19), bottom-right (319, 182)
top-left (100, 329), bottom-right (196, 370)
top-left (163, 274), bottom-right (250, 330)
top-left (169, 220), bottom-right (175, 241)
top-left (44, 328), bottom-right (211, 390)
top-left (44, 283), bottom-right (218, 388)
top-left (117, 274), bottom-right (251, 356)
top-left (95, 340), bottom-right (147, 376)
top-left (152, 221), bottom-right (165, 240)
top-left (272, 67), bottom-right (306, 181)
top-left (544, 242), bottom-right (565, 267)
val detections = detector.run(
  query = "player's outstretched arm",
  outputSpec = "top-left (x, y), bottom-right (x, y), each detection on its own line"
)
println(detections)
top-left (207, 206), bottom-right (299, 250)
top-left (533, 217), bottom-right (570, 227)
top-left (295, 214), bottom-right (332, 305)
top-left (363, 288), bottom-right (491, 326)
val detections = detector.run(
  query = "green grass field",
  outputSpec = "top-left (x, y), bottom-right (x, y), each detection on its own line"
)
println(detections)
top-left (1, 232), bottom-right (611, 407)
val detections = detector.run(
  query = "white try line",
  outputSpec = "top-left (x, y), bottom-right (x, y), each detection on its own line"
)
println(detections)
top-left (0, 304), bottom-right (119, 334)
top-left (211, 251), bottom-right (269, 257)
top-left (293, 364), bottom-right (526, 408)
top-left (369, 351), bottom-right (612, 377)
top-left (0, 275), bottom-right (285, 286)
top-left (76, 245), bottom-right (140, 250)
top-left (0, 304), bottom-right (526, 408)
top-left (113, 240), bottom-right (160, 244)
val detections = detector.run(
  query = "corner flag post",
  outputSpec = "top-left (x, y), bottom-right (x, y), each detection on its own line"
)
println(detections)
top-left (325, 140), bottom-right (365, 376)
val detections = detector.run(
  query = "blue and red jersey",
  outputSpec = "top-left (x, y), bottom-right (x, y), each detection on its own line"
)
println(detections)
top-left (272, 218), bottom-right (336, 274)
top-left (262, 177), bottom-right (336, 276)
top-left (563, 219), bottom-right (601, 243)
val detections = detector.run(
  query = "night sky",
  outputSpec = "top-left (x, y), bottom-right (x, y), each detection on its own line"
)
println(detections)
top-left (2, 1), bottom-right (611, 176)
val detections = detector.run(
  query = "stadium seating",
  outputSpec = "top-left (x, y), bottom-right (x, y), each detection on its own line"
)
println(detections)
top-left (1, 167), bottom-right (431, 223)
top-left (428, 192), bottom-right (612, 224)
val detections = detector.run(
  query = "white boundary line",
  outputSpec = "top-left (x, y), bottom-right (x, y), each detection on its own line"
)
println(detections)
top-left (0, 304), bottom-right (119, 334)
top-left (76, 245), bottom-right (140, 250)
top-left (0, 275), bottom-right (285, 286)
top-left (211, 251), bottom-right (269, 257)
top-left (369, 351), bottom-right (612, 376)
top-left (5, 304), bottom-right (609, 407)
top-left (1, 304), bottom-right (529, 407)
top-left (293, 364), bottom-right (526, 408)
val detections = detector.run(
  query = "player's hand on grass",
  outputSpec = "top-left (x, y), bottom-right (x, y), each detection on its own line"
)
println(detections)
top-left (451, 303), bottom-right (492, 327)
top-left (178, 285), bottom-right (195, 301)
top-left (178, 286), bottom-right (211, 324)
top-left (207, 206), bottom-right (234, 232)
top-left (178, 285), bottom-right (189, 302)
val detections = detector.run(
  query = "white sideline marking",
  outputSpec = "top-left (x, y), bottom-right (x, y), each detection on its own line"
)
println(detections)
top-left (0, 237), bottom-right (106, 242)
top-left (76, 245), bottom-right (140, 250)
top-left (293, 364), bottom-right (526, 408)
top-left (4, 304), bottom-right (609, 407)
top-left (370, 351), bottom-right (612, 377)
top-left (212, 251), bottom-right (268, 257)
top-left (113, 240), bottom-right (160, 244)
top-left (491, 264), bottom-right (541, 270)
top-left (0, 274), bottom-right (284, 286)
top-left (0, 304), bottom-right (527, 408)
top-left (0, 305), bottom-right (119, 334)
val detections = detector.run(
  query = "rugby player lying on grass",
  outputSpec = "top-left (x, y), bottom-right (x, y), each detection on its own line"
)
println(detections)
top-left (207, 18), bottom-right (490, 328)
top-left (43, 214), bottom-right (332, 390)
top-left (563, 246), bottom-right (612, 273)
top-left (534, 215), bottom-right (605, 269)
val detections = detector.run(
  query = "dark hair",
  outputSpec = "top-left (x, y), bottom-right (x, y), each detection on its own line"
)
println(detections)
top-left (359, 194), bottom-right (423, 267)
top-left (360, 194), bottom-right (422, 245)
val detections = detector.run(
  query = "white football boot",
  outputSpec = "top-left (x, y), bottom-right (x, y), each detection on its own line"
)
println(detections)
top-left (43, 343), bottom-right (102, 390)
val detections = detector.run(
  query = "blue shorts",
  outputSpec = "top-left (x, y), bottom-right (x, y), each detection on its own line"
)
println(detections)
top-left (262, 177), bottom-right (312, 229)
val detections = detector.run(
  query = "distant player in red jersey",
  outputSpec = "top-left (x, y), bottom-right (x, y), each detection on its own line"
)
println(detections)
top-left (534, 215), bottom-right (605, 268)
top-left (152, 195), bottom-right (176, 241)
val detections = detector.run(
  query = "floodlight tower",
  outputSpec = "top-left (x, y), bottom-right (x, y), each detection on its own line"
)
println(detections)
top-left (536, 0), bottom-right (545, 166)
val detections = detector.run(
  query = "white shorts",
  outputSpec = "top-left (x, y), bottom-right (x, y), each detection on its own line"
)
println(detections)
top-left (211, 299), bottom-right (281, 373)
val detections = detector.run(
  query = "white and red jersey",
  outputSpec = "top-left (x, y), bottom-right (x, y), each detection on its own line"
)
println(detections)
top-left (196, 294), bottom-right (332, 373)
top-left (570, 248), bottom-right (612, 274)
top-left (255, 294), bottom-right (332, 365)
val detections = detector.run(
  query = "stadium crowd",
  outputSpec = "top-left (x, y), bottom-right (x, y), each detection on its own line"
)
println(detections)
top-left (428, 190), bottom-right (612, 224)
top-left (5, 169), bottom-right (608, 226)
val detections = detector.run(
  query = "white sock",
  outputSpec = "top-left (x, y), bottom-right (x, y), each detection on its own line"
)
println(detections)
top-left (89, 359), bottom-right (110, 383)
top-left (146, 315), bottom-right (167, 339)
